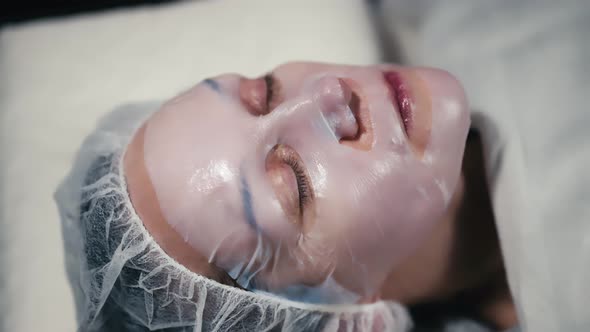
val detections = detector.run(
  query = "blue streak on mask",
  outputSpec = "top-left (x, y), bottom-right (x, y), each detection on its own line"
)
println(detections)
top-left (203, 78), bottom-right (221, 93)
top-left (251, 278), bottom-right (361, 305)
top-left (240, 174), bottom-right (258, 230)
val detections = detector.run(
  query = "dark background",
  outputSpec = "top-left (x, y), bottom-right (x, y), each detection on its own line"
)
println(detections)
top-left (1, 0), bottom-right (179, 25)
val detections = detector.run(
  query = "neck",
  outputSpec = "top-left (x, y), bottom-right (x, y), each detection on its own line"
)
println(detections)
top-left (416, 130), bottom-right (517, 330)
top-left (452, 130), bottom-right (517, 329)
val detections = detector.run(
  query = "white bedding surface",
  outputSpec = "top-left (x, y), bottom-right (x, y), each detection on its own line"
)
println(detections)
top-left (0, 1), bottom-right (379, 330)
top-left (381, 1), bottom-right (590, 331)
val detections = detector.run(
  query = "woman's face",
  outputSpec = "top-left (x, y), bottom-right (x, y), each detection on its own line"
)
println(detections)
top-left (141, 62), bottom-right (470, 302)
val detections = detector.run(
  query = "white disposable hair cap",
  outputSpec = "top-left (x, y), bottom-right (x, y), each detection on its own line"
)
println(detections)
top-left (54, 104), bottom-right (412, 331)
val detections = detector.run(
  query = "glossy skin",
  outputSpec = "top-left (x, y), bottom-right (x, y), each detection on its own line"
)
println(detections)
top-left (131, 62), bottom-right (470, 303)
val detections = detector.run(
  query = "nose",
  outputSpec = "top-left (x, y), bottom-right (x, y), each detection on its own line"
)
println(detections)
top-left (308, 76), bottom-right (359, 140)
top-left (264, 75), bottom-right (360, 143)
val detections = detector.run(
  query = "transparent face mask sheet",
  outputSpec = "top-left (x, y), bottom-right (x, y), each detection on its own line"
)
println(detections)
top-left (54, 104), bottom-right (411, 331)
top-left (143, 70), bottom-right (468, 306)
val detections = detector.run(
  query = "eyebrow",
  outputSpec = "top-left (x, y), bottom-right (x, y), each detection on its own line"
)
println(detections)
top-left (240, 173), bottom-right (259, 230)
top-left (203, 78), bottom-right (221, 93)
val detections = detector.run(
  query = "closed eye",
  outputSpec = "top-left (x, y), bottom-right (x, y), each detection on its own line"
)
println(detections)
top-left (265, 144), bottom-right (314, 227)
top-left (240, 73), bottom-right (281, 116)
top-left (263, 72), bottom-right (282, 113)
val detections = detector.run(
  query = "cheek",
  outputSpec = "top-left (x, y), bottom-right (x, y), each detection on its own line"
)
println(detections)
top-left (262, 164), bottom-right (450, 298)
top-left (322, 162), bottom-right (447, 260)
top-left (370, 166), bottom-right (448, 232)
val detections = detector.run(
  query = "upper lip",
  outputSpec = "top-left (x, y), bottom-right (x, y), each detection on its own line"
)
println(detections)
top-left (383, 71), bottom-right (411, 137)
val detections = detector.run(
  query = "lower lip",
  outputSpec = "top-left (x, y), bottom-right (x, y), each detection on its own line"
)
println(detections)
top-left (383, 71), bottom-right (413, 136)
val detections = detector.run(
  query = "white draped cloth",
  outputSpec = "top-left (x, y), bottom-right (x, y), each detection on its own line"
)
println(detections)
top-left (382, 1), bottom-right (590, 331)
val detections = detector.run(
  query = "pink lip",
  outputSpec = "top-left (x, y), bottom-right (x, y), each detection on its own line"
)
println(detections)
top-left (383, 71), bottom-right (413, 136)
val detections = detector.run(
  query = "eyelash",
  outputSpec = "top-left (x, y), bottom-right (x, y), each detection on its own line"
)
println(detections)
top-left (264, 74), bottom-right (274, 108)
top-left (282, 153), bottom-right (311, 215)
top-left (264, 73), bottom-right (281, 112)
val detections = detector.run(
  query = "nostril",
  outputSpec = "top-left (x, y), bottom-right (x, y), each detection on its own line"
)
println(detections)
top-left (306, 76), bottom-right (371, 149)
top-left (337, 78), bottom-right (353, 104)
top-left (339, 89), bottom-right (362, 141)
top-left (324, 103), bottom-right (359, 140)
top-left (318, 78), bottom-right (360, 141)
top-left (339, 78), bottom-right (372, 151)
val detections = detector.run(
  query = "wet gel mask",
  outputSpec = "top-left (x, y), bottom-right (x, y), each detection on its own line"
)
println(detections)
top-left (142, 64), bottom-right (470, 304)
